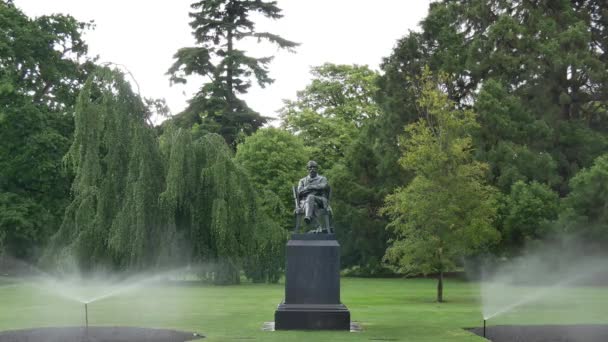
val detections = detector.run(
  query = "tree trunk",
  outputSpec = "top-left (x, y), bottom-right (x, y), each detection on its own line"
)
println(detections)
top-left (437, 269), bottom-right (444, 303)
top-left (226, 28), bottom-right (234, 96)
top-left (437, 246), bottom-right (444, 303)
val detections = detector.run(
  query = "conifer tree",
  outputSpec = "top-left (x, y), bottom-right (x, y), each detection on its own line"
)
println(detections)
top-left (168, 0), bottom-right (298, 146)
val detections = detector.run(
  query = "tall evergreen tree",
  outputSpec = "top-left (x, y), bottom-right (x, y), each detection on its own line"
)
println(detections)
top-left (168, 0), bottom-right (298, 146)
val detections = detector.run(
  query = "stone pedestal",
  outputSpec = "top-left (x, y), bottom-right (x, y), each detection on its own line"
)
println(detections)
top-left (274, 234), bottom-right (350, 330)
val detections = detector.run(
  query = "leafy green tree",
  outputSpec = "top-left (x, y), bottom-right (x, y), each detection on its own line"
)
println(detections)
top-left (46, 67), bottom-right (162, 271)
top-left (375, 0), bottom-right (608, 256)
top-left (328, 155), bottom-right (392, 275)
top-left (46, 67), bottom-right (277, 283)
top-left (235, 127), bottom-right (309, 218)
top-left (498, 181), bottom-right (560, 255)
top-left (279, 64), bottom-right (393, 274)
top-left (382, 71), bottom-right (499, 302)
top-left (280, 63), bottom-right (379, 169)
top-left (234, 128), bottom-right (309, 281)
top-left (0, 1), bottom-right (95, 260)
top-left (168, 0), bottom-right (297, 146)
top-left (556, 154), bottom-right (608, 246)
top-left (473, 80), bottom-right (560, 191)
top-left (380, 0), bottom-right (608, 183)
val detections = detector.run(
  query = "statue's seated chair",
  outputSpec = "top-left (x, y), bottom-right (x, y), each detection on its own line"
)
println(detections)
top-left (294, 186), bottom-right (333, 234)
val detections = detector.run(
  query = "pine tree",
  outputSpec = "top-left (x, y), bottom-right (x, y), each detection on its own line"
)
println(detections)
top-left (168, 0), bottom-right (298, 146)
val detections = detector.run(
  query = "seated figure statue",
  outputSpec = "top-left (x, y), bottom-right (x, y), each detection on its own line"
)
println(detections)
top-left (294, 160), bottom-right (332, 233)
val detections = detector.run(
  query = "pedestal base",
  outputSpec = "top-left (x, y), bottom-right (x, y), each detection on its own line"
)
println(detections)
top-left (274, 302), bottom-right (350, 330)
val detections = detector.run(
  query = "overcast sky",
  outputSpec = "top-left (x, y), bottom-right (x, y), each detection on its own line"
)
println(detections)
top-left (15, 0), bottom-right (431, 124)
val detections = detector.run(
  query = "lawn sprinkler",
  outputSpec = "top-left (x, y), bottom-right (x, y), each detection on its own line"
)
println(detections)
top-left (483, 318), bottom-right (486, 338)
top-left (84, 303), bottom-right (89, 337)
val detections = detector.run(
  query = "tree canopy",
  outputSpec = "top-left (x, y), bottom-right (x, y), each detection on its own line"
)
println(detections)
top-left (381, 71), bottom-right (499, 302)
top-left (0, 1), bottom-right (95, 260)
top-left (3, 0), bottom-right (608, 297)
top-left (168, 0), bottom-right (298, 146)
top-left (280, 64), bottom-right (379, 170)
top-left (44, 67), bottom-right (280, 283)
top-left (369, 0), bottom-right (608, 259)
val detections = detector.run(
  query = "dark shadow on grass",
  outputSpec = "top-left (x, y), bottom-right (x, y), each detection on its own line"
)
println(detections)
top-left (0, 326), bottom-right (204, 342)
top-left (467, 324), bottom-right (608, 342)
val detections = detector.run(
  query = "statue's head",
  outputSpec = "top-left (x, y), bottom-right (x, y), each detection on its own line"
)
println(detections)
top-left (307, 160), bottom-right (318, 177)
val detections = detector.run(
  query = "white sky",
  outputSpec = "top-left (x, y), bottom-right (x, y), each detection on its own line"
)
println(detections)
top-left (15, 0), bottom-right (431, 124)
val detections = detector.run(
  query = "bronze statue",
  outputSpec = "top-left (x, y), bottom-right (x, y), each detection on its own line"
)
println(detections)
top-left (293, 160), bottom-right (332, 233)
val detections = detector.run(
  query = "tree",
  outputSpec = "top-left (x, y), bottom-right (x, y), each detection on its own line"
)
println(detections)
top-left (280, 63), bottom-right (379, 169)
top-left (235, 127), bottom-right (309, 218)
top-left (279, 64), bottom-right (393, 274)
top-left (0, 1), bottom-right (95, 260)
top-left (382, 71), bottom-right (499, 302)
top-left (45, 66), bottom-right (278, 283)
top-left (473, 80), bottom-right (560, 191)
top-left (234, 128), bottom-right (309, 281)
top-left (45, 67), bottom-right (163, 271)
top-left (168, 0), bottom-right (297, 146)
top-left (375, 0), bottom-right (608, 255)
top-left (498, 181), bottom-right (560, 256)
top-left (556, 154), bottom-right (608, 247)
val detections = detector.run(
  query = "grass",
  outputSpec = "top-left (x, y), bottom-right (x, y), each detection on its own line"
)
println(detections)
top-left (0, 277), bottom-right (606, 341)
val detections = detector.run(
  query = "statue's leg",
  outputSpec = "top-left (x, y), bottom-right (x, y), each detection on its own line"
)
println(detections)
top-left (304, 194), bottom-right (315, 223)
top-left (312, 197), bottom-right (324, 233)
top-left (324, 213), bottom-right (331, 233)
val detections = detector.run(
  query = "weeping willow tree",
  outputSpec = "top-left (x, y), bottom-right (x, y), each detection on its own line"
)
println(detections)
top-left (46, 66), bottom-right (284, 283)
top-left (158, 127), bottom-right (253, 282)
top-left (45, 67), bottom-right (164, 271)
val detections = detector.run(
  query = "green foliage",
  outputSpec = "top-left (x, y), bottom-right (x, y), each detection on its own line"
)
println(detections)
top-left (556, 154), bottom-right (608, 246)
top-left (279, 64), bottom-right (391, 274)
top-left (242, 192), bottom-right (287, 283)
top-left (44, 67), bottom-right (281, 282)
top-left (382, 71), bottom-right (499, 301)
top-left (0, 2), bottom-right (95, 260)
top-left (0, 1), bottom-right (95, 110)
top-left (280, 64), bottom-right (379, 169)
top-left (328, 160), bottom-right (391, 276)
top-left (235, 127), bottom-right (309, 215)
top-left (375, 0), bottom-right (608, 256)
top-left (168, 0), bottom-right (297, 146)
top-left (498, 181), bottom-right (560, 255)
top-left (47, 67), bottom-right (157, 271)
top-left (474, 80), bottom-right (560, 191)
top-left (234, 128), bottom-right (308, 281)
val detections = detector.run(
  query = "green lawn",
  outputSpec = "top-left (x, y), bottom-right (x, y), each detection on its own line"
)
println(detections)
top-left (0, 277), bottom-right (606, 341)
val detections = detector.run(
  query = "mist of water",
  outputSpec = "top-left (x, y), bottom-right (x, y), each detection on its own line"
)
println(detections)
top-left (480, 237), bottom-right (608, 322)
top-left (29, 267), bottom-right (190, 304)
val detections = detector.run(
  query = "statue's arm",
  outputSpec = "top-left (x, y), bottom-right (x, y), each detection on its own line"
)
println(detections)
top-left (308, 177), bottom-right (328, 190)
top-left (297, 179), bottom-right (307, 194)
